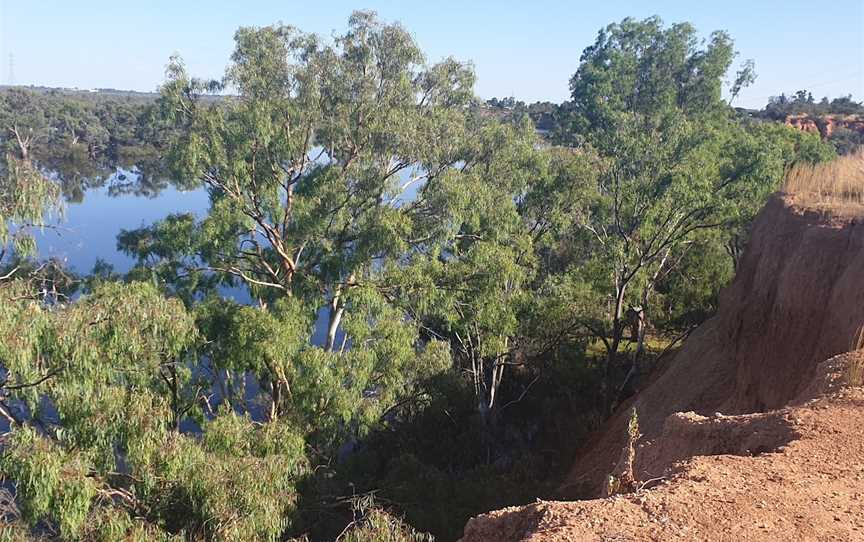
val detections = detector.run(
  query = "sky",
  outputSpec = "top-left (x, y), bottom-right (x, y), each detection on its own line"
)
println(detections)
top-left (0, 1), bottom-right (862, 109)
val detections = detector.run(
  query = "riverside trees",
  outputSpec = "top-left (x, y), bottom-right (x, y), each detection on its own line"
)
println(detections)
top-left (0, 90), bottom-right (61, 269)
top-left (0, 12), bottom-right (562, 540)
top-left (140, 11), bottom-right (560, 424)
top-left (0, 280), bottom-right (314, 541)
top-left (0, 12), bottom-right (838, 542)
top-left (543, 17), bottom-right (835, 409)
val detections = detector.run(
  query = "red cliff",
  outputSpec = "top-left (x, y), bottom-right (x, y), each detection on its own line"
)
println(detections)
top-left (785, 114), bottom-right (864, 139)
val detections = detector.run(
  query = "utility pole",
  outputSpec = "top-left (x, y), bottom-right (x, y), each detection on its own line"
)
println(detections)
top-left (7, 53), bottom-right (14, 86)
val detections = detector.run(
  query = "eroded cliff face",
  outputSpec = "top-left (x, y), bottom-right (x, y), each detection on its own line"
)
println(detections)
top-left (460, 194), bottom-right (864, 542)
top-left (556, 195), bottom-right (864, 498)
top-left (786, 114), bottom-right (864, 139)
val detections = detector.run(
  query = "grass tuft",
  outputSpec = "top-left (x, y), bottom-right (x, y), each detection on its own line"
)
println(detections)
top-left (848, 325), bottom-right (864, 387)
top-left (849, 359), bottom-right (864, 387)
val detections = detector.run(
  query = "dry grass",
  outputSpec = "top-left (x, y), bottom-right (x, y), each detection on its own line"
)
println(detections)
top-left (848, 355), bottom-right (864, 387)
top-left (848, 325), bottom-right (864, 387)
top-left (783, 148), bottom-right (864, 215)
top-left (853, 325), bottom-right (864, 352)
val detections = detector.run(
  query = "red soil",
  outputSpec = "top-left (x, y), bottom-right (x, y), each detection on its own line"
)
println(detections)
top-left (786, 114), bottom-right (864, 139)
top-left (460, 195), bottom-right (864, 541)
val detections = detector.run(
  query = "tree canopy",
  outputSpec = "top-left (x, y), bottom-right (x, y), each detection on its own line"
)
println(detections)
top-left (0, 12), bottom-right (843, 542)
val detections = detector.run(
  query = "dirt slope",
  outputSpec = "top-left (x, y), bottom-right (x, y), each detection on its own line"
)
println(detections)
top-left (461, 358), bottom-right (864, 541)
top-left (460, 195), bottom-right (864, 541)
top-left (565, 194), bottom-right (864, 498)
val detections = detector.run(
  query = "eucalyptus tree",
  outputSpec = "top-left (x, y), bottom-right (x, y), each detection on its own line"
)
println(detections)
top-left (160, 11), bottom-right (472, 333)
top-left (557, 17), bottom-right (831, 407)
top-left (0, 279), bottom-right (320, 540)
top-left (0, 158), bottom-right (59, 271)
top-left (50, 98), bottom-right (109, 154)
top-left (380, 118), bottom-right (546, 420)
top-left (0, 89), bottom-right (50, 161)
top-left (0, 90), bottom-right (61, 272)
top-left (146, 11), bottom-right (547, 421)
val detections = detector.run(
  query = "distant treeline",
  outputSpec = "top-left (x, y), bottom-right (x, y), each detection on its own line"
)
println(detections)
top-left (756, 90), bottom-right (864, 120)
top-left (4, 84), bottom-right (860, 164)
top-left (481, 90), bottom-right (864, 154)
top-left (0, 86), bottom-right (164, 164)
top-left (0, 87), bottom-right (200, 200)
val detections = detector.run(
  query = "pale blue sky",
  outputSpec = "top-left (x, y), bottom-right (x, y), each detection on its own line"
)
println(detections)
top-left (1, 1), bottom-right (862, 109)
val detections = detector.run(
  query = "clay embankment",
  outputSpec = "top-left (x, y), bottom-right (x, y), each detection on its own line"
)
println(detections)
top-left (786, 114), bottom-right (864, 139)
top-left (461, 195), bottom-right (864, 541)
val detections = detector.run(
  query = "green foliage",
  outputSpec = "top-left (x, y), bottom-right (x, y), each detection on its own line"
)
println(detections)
top-left (0, 280), bottom-right (313, 540)
top-left (0, 428), bottom-right (97, 539)
top-left (195, 296), bottom-right (311, 383)
top-left (0, 87), bottom-right (169, 164)
top-left (0, 86), bottom-right (182, 269)
top-left (0, 86), bottom-right (187, 217)
top-left (385, 121), bottom-right (542, 412)
top-left (193, 289), bottom-right (450, 459)
top-left (481, 98), bottom-right (571, 138)
top-left (1, 12), bottom-right (852, 542)
top-left (144, 10), bottom-right (553, 425)
top-left (730, 59), bottom-right (757, 105)
top-left (153, 11), bottom-right (482, 306)
top-left (569, 17), bottom-right (735, 138)
top-left (0, 153), bottom-right (61, 264)
top-left (339, 354), bottom-right (603, 540)
top-left (829, 126), bottom-right (864, 156)
top-left (652, 230), bottom-right (732, 330)
top-left (0, 90), bottom-right (48, 158)
top-left (759, 91), bottom-right (864, 121)
top-left (533, 17), bottom-right (839, 415)
top-left (145, 423), bottom-right (305, 541)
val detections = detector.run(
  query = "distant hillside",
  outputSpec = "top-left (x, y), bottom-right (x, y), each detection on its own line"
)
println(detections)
top-left (0, 84), bottom-right (159, 101)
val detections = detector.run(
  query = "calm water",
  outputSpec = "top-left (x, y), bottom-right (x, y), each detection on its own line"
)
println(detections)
top-left (32, 166), bottom-right (347, 346)
top-left (35, 168), bottom-right (211, 275)
top-left (22, 168), bottom-right (303, 428)
top-left (33, 156), bottom-right (425, 276)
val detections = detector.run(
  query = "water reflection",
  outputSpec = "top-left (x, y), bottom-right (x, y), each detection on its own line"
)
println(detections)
top-left (33, 157), bottom-right (208, 275)
top-left (30, 155), bottom-right (335, 343)
top-left (6, 151), bottom-right (426, 431)
top-left (36, 150), bottom-right (200, 203)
